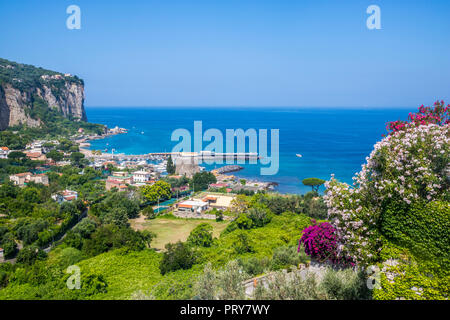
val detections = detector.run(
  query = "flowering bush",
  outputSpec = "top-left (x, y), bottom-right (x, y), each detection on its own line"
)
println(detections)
top-left (298, 220), bottom-right (353, 265)
top-left (324, 104), bottom-right (450, 265)
top-left (387, 100), bottom-right (449, 134)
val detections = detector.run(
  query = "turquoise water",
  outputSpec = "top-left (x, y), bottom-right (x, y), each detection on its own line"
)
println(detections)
top-left (86, 107), bottom-right (413, 194)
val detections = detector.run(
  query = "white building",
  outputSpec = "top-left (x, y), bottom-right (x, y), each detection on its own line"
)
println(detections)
top-left (176, 200), bottom-right (209, 214)
top-left (0, 147), bottom-right (9, 159)
top-left (51, 190), bottom-right (78, 203)
top-left (132, 170), bottom-right (151, 183)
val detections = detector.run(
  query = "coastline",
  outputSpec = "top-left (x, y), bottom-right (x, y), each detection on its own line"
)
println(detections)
top-left (77, 127), bottom-right (279, 193)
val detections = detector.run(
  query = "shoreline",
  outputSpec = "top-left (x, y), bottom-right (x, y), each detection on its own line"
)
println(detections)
top-left (77, 127), bottom-right (280, 193)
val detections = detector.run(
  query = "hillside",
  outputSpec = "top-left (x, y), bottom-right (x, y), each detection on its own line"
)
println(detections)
top-left (0, 58), bottom-right (87, 130)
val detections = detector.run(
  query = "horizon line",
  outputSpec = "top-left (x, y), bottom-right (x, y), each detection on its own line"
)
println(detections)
top-left (85, 105), bottom-right (417, 109)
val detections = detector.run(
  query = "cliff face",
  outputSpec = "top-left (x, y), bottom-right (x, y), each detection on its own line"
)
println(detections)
top-left (0, 58), bottom-right (87, 131)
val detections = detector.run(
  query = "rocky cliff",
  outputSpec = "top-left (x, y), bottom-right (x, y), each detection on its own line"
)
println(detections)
top-left (0, 58), bottom-right (87, 131)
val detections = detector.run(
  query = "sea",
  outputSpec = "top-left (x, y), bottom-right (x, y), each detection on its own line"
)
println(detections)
top-left (86, 107), bottom-right (414, 194)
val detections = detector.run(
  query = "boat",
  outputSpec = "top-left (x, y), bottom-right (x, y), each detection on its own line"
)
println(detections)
top-left (141, 131), bottom-right (144, 134)
top-left (296, 154), bottom-right (302, 158)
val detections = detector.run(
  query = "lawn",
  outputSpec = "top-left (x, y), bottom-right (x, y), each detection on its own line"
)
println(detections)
top-left (130, 215), bottom-right (230, 250)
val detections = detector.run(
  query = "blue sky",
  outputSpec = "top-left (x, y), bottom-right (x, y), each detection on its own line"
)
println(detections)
top-left (0, 0), bottom-right (449, 107)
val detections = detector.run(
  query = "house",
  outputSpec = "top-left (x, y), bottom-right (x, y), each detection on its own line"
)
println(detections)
top-left (29, 173), bottom-right (49, 185)
top-left (78, 128), bottom-right (84, 134)
top-left (26, 152), bottom-right (47, 161)
top-left (10, 172), bottom-right (49, 186)
top-left (105, 172), bottom-right (133, 190)
top-left (52, 190), bottom-right (78, 203)
top-left (0, 248), bottom-right (3, 259)
top-left (176, 200), bottom-right (209, 214)
top-left (0, 147), bottom-right (9, 159)
top-left (132, 170), bottom-right (151, 183)
top-left (10, 172), bottom-right (32, 186)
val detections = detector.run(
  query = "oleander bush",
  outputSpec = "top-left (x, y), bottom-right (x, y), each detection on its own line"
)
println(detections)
top-left (324, 102), bottom-right (449, 299)
top-left (325, 113), bottom-right (449, 265)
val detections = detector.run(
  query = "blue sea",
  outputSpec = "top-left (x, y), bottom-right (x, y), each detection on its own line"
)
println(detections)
top-left (86, 107), bottom-right (413, 194)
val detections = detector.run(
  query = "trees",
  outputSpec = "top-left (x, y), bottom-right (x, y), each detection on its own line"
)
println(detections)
top-left (142, 206), bottom-right (156, 219)
top-left (302, 178), bottom-right (325, 192)
top-left (247, 207), bottom-right (272, 228)
top-left (70, 152), bottom-right (85, 167)
top-left (166, 155), bottom-right (176, 175)
top-left (190, 171), bottom-right (216, 192)
top-left (140, 230), bottom-right (156, 248)
top-left (159, 241), bottom-right (196, 275)
top-left (193, 260), bottom-right (249, 300)
top-left (46, 150), bottom-right (63, 162)
top-left (232, 231), bottom-right (254, 254)
top-left (16, 245), bottom-right (47, 265)
top-left (187, 223), bottom-right (213, 247)
top-left (140, 181), bottom-right (172, 203)
top-left (81, 224), bottom-right (146, 257)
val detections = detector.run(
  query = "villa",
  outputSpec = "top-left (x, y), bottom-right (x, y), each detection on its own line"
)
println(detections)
top-left (132, 170), bottom-right (151, 183)
top-left (10, 172), bottom-right (49, 186)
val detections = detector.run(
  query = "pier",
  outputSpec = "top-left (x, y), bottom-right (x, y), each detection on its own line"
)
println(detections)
top-left (85, 151), bottom-right (260, 162)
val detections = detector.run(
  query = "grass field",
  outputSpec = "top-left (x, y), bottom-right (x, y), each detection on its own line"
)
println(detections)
top-left (130, 215), bottom-right (230, 250)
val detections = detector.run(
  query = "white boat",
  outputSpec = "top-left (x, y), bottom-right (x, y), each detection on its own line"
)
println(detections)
top-left (296, 154), bottom-right (302, 158)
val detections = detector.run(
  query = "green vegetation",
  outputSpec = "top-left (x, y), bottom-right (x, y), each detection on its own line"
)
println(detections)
top-left (0, 58), bottom-right (83, 91)
top-left (166, 155), bottom-right (175, 175)
top-left (302, 177), bottom-right (325, 192)
top-left (140, 181), bottom-right (172, 203)
top-left (190, 171), bottom-right (217, 192)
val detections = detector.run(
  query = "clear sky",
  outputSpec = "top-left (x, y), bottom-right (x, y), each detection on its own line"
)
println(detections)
top-left (0, 0), bottom-right (449, 107)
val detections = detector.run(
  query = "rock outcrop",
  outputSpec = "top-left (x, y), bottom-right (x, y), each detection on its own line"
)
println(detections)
top-left (0, 58), bottom-right (87, 130)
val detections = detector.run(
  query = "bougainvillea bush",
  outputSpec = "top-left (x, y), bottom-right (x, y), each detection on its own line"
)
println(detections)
top-left (324, 102), bottom-right (450, 266)
top-left (299, 221), bottom-right (337, 262)
top-left (298, 220), bottom-right (353, 266)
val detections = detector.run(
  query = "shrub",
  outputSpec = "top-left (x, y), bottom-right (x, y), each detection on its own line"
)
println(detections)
top-left (235, 214), bottom-right (253, 230)
top-left (194, 260), bottom-right (248, 300)
top-left (247, 207), bottom-right (272, 227)
top-left (238, 256), bottom-right (271, 276)
top-left (380, 200), bottom-right (449, 262)
top-left (271, 245), bottom-right (308, 270)
top-left (320, 268), bottom-right (371, 300)
top-left (187, 223), bottom-right (213, 247)
top-left (254, 269), bottom-right (325, 300)
top-left (16, 245), bottom-right (47, 266)
top-left (232, 231), bottom-right (254, 254)
top-left (325, 111), bottom-right (449, 264)
top-left (299, 221), bottom-right (347, 265)
top-left (159, 241), bottom-right (196, 275)
top-left (142, 206), bottom-right (157, 219)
